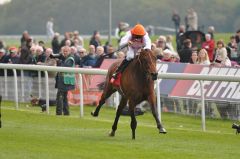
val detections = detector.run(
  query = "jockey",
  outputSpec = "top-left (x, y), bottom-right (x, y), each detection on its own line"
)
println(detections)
top-left (111, 24), bottom-right (151, 84)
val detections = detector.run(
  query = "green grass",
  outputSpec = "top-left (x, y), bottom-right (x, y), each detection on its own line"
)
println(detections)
top-left (0, 101), bottom-right (239, 159)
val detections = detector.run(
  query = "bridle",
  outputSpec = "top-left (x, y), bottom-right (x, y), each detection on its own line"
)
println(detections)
top-left (137, 49), bottom-right (158, 80)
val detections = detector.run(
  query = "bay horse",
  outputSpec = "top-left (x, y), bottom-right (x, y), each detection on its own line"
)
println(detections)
top-left (91, 49), bottom-right (167, 139)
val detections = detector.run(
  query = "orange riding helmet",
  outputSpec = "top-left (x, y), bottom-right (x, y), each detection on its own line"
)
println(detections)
top-left (131, 24), bottom-right (146, 36)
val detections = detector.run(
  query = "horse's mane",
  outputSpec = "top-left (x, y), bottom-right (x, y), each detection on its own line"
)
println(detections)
top-left (134, 49), bottom-right (157, 75)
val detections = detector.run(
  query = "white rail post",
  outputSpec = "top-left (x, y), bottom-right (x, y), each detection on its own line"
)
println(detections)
top-left (44, 71), bottom-right (49, 114)
top-left (38, 71), bottom-right (42, 98)
top-left (13, 69), bottom-right (18, 110)
top-left (4, 69), bottom-right (8, 98)
top-left (79, 74), bottom-right (84, 117)
top-left (156, 79), bottom-right (162, 122)
top-left (200, 80), bottom-right (206, 131)
top-left (20, 70), bottom-right (25, 102)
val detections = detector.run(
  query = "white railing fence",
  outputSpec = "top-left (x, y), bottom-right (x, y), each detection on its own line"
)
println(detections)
top-left (1, 63), bottom-right (240, 131)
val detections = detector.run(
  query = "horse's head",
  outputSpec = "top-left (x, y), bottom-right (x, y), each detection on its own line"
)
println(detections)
top-left (138, 49), bottom-right (158, 81)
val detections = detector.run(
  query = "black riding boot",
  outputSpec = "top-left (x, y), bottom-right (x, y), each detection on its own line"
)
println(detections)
top-left (112, 59), bottom-right (131, 79)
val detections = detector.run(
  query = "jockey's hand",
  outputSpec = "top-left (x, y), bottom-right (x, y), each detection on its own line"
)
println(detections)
top-left (128, 41), bottom-right (133, 46)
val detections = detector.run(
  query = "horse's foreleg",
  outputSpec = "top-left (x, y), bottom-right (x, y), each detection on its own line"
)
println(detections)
top-left (129, 108), bottom-right (137, 139)
top-left (129, 101), bottom-right (137, 140)
top-left (91, 86), bottom-right (116, 117)
top-left (109, 97), bottom-right (127, 137)
top-left (148, 95), bottom-right (167, 134)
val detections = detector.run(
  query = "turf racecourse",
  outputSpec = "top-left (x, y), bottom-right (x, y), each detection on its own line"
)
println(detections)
top-left (0, 103), bottom-right (239, 159)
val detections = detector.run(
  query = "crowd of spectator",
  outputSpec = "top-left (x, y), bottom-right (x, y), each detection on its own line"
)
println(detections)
top-left (0, 22), bottom-right (240, 74)
top-left (151, 27), bottom-right (240, 68)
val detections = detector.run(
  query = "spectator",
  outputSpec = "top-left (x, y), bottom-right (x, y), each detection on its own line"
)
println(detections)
top-left (227, 35), bottom-right (238, 62)
top-left (8, 47), bottom-right (19, 64)
top-left (35, 46), bottom-right (46, 65)
top-left (82, 45), bottom-right (97, 67)
top-left (156, 35), bottom-right (168, 50)
top-left (94, 46), bottom-right (105, 67)
top-left (189, 50), bottom-right (198, 64)
top-left (151, 43), bottom-right (157, 51)
top-left (0, 40), bottom-right (5, 50)
top-left (176, 25), bottom-right (185, 52)
top-left (153, 48), bottom-right (163, 60)
top-left (38, 40), bottom-right (46, 52)
top-left (73, 39), bottom-right (82, 50)
top-left (0, 49), bottom-right (8, 63)
top-left (19, 38), bottom-right (33, 64)
top-left (214, 40), bottom-right (225, 61)
top-left (46, 17), bottom-right (54, 39)
top-left (213, 47), bottom-right (231, 67)
top-left (60, 32), bottom-right (72, 47)
top-left (161, 49), bottom-right (172, 62)
top-left (65, 39), bottom-right (72, 47)
top-left (170, 52), bottom-right (180, 63)
top-left (20, 31), bottom-right (30, 47)
top-left (202, 34), bottom-right (215, 62)
top-left (70, 46), bottom-right (81, 67)
top-left (106, 45), bottom-right (117, 59)
top-left (116, 51), bottom-right (125, 59)
top-left (38, 48), bottom-right (56, 65)
top-left (78, 48), bottom-right (87, 58)
top-left (55, 46), bottom-right (75, 116)
top-left (38, 48), bottom-right (57, 77)
top-left (172, 10), bottom-right (181, 35)
top-left (235, 29), bottom-right (240, 63)
top-left (0, 49), bottom-right (9, 76)
top-left (178, 39), bottom-right (192, 63)
top-left (89, 30), bottom-right (101, 49)
top-left (96, 46), bottom-right (105, 57)
top-left (186, 8), bottom-right (198, 31)
top-left (116, 22), bottom-right (130, 45)
top-left (51, 32), bottom-right (61, 54)
top-left (207, 26), bottom-right (215, 39)
top-left (197, 49), bottom-right (211, 65)
top-left (73, 30), bottom-right (84, 48)
top-left (166, 35), bottom-right (175, 52)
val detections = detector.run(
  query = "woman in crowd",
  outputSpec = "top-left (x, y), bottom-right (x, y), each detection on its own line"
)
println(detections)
top-left (197, 48), bottom-right (211, 65)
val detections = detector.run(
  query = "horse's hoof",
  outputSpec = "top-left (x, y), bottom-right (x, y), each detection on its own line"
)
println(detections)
top-left (91, 111), bottom-right (98, 117)
top-left (159, 128), bottom-right (167, 134)
top-left (109, 131), bottom-right (115, 137)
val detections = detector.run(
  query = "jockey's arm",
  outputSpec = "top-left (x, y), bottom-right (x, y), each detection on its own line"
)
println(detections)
top-left (143, 32), bottom-right (151, 50)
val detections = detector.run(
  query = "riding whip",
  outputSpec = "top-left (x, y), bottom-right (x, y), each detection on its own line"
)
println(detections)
top-left (102, 43), bottom-right (128, 58)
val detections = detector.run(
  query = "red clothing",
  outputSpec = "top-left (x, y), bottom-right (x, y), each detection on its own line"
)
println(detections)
top-left (202, 39), bottom-right (215, 61)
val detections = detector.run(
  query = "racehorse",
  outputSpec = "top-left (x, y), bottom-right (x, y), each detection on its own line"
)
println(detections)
top-left (91, 48), bottom-right (167, 139)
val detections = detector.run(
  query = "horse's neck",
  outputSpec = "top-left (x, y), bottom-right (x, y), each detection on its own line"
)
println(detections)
top-left (131, 59), bottom-right (149, 81)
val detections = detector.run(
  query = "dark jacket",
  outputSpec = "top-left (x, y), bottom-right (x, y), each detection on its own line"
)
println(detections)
top-left (51, 37), bottom-right (61, 54)
top-left (178, 47), bottom-right (192, 63)
top-left (82, 54), bottom-right (97, 67)
top-left (55, 55), bottom-right (75, 91)
top-left (19, 46), bottom-right (33, 64)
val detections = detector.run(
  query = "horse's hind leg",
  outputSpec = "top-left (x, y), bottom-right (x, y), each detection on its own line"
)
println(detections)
top-left (148, 95), bottom-right (167, 134)
top-left (91, 85), bottom-right (116, 117)
top-left (109, 97), bottom-right (127, 137)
